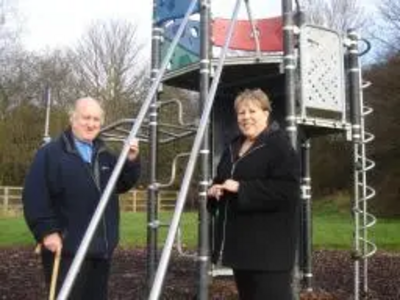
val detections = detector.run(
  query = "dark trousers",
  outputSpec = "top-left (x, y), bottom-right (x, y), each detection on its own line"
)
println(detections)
top-left (233, 269), bottom-right (293, 300)
top-left (41, 250), bottom-right (111, 300)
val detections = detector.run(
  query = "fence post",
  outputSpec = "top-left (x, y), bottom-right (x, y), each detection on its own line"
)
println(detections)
top-left (158, 192), bottom-right (162, 213)
top-left (132, 190), bottom-right (137, 213)
top-left (3, 187), bottom-right (9, 214)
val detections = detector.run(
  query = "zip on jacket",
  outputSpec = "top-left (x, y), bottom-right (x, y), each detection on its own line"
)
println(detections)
top-left (217, 142), bottom-right (267, 264)
top-left (72, 140), bottom-right (110, 257)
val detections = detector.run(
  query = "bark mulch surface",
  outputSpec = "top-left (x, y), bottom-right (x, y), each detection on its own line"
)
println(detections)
top-left (1, 248), bottom-right (400, 299)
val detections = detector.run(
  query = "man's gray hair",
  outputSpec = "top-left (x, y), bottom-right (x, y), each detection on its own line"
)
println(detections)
top-left (69, 97), bottom-right (105, 124)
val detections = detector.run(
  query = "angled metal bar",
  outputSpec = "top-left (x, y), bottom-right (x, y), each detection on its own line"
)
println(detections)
top-left (148, 0), bottom-right (243, 299)
top-left (243, 0), bottom-right (261, 58)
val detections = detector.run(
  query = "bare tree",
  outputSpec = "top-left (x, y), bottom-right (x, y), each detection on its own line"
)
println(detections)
top-left (0, 0), bottom-right (26, 116)
top-left (70, 19), bottom-right (147, 122)
top-left (300, 0), bottom-right (367, 32)
top-left (0, 0), bottom-right (21, 57)
top-left (375, 0), bottom-right (400, 55)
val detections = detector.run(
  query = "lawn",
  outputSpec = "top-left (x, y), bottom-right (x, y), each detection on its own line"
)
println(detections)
top-left (1, 208), bottom-right (399, 251)
top-left (0, 212), bottom-right (198, 248)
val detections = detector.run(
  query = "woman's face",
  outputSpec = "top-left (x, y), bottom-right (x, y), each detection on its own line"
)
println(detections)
top-left (236, 100), bottom-right (269, 140)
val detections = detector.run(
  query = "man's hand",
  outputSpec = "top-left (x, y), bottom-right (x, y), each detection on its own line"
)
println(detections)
top-left (127, 138), bottom-right (139, 161)
top-left (43, 232), bottom-right (62, 253)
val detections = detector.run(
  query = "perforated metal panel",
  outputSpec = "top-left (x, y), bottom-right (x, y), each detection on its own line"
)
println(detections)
top-left (299, 25), bottom-right (346, 115)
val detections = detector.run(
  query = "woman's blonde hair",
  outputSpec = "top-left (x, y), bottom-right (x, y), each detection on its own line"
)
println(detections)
top-left (234, 89), bottom-right (272, 112)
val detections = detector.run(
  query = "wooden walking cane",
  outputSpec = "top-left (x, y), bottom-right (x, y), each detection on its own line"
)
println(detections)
top-left (49, 248), bottom-right (61, 300)
top-left (35, 244), bottom-right (62, 300)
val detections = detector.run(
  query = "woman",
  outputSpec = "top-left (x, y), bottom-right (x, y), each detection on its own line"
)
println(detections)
top-left (208, 89), bottom-right (300, 300)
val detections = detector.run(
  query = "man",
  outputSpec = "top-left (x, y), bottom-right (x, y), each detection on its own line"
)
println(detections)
top-left (22, 97), bottom-right (141, 299)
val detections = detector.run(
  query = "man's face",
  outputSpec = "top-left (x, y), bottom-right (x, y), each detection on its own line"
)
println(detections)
top-left (71, 99), bottom-right (103, 142)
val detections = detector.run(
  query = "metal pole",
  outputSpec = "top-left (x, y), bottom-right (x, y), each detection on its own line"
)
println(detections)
top-left (243, 0), bottom-right (261, 58)
top-left (295, 7), bottom-right (309, 293)
top-left (282, 0), bottom-right (300, 298)
top-left (57, 1), bottom-right (199, 298)
top-left (149, 1), bottom-right (242, 298)
top-left (147, 0), bottom-right (162, 292)
top-left (300, 139), bottom-right (312, 291)
top-left (347, 29), bottom-right (362, 300)
top-left (348, 30), bottom-right (377, 299)
top-left (43, 85), bottom-right (51, 144)
top-left (282, 0), bottom-right (297, 148)
top-left (197, 0), bottom-right (211, 299)
top-left (357, 46), bottom-right (377, 298)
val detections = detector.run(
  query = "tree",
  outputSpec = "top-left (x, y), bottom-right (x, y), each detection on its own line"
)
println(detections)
top-left (363, 56), bottom-right (400, 216)
top-left (0, 0), bottom-right (23, 115)
top-left (0, 0), bottom-right (21, 56)
top-left (300, 0), bottom-right (367, 32)
top-left (69, 20), bottom-right (147, 122)
top-left (375, 0), bottom-right (400, 55)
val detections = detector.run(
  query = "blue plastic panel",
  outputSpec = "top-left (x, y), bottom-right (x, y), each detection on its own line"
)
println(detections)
top-left (162, 38), bottom-right (199, 71)
top-left (164, 19), bottom-right (200, 56)
top-left (156, 0), bottom-right (200, 24)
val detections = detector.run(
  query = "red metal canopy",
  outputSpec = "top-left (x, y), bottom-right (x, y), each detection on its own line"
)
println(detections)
top-left (212, 16), bottom-right (283, 52)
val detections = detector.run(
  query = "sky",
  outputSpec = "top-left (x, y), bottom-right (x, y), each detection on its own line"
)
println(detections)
top-left (18, 0), bottom-right (282, 52)
top-left (17, 0), bottom-right (378, 54)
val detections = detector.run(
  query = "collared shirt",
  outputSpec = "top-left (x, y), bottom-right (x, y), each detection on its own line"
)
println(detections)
top-left (74, 138), bottom-right (93, 163)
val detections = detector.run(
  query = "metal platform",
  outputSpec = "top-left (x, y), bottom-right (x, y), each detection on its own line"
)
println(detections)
top-left (162, 53), bottom-right (283, 92)
top-left (296, 116), bottom-right (352, 138)
top-left (162, 52), bottom-right (352, 134)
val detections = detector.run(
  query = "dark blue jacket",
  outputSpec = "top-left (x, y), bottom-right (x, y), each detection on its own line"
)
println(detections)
top-left (22, 129), bottom-right (141, 258)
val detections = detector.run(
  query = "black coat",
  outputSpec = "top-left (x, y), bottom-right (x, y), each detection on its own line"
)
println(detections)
top-left (22, 129), bottom-right (141, 258)
top-left (209, 122), bottom-right (300, 271)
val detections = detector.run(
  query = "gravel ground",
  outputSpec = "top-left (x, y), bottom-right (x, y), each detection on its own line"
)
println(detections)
top-left (1, 248), bottom-right (399, 299)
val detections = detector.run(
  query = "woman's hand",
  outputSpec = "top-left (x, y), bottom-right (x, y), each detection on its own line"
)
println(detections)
top-left (208, 179), bottom-right (239, 200)
top-left (222, 179), bottom-right (239, 193)
top-left (208, 184), bottom-right (224, 200)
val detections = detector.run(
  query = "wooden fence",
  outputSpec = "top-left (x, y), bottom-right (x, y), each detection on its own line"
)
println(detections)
top-left (0, 186), bottom-right (178, 215)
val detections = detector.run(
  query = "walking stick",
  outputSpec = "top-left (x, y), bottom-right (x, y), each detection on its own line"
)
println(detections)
top-left (34, 244), bottom-right (62, 300)
top-left (49, 248), bottom-right (62, 300)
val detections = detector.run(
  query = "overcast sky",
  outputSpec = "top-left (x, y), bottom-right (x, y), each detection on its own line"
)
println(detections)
top-left (18, 0), bottom-right (282, 52)
top-left (18, 0), bottom-right (378, 53)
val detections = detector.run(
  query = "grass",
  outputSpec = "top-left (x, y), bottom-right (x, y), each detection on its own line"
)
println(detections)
top-left (0, 216), bottom-right (33, 246)
top-left (312, 193), bottom-right (400, 251)
top-left (1, 201), bottom-right (400, 251)
top-left (119, 212), bottom-right (198, 247)
top-left (0, 212), bottom-right (199, 248)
